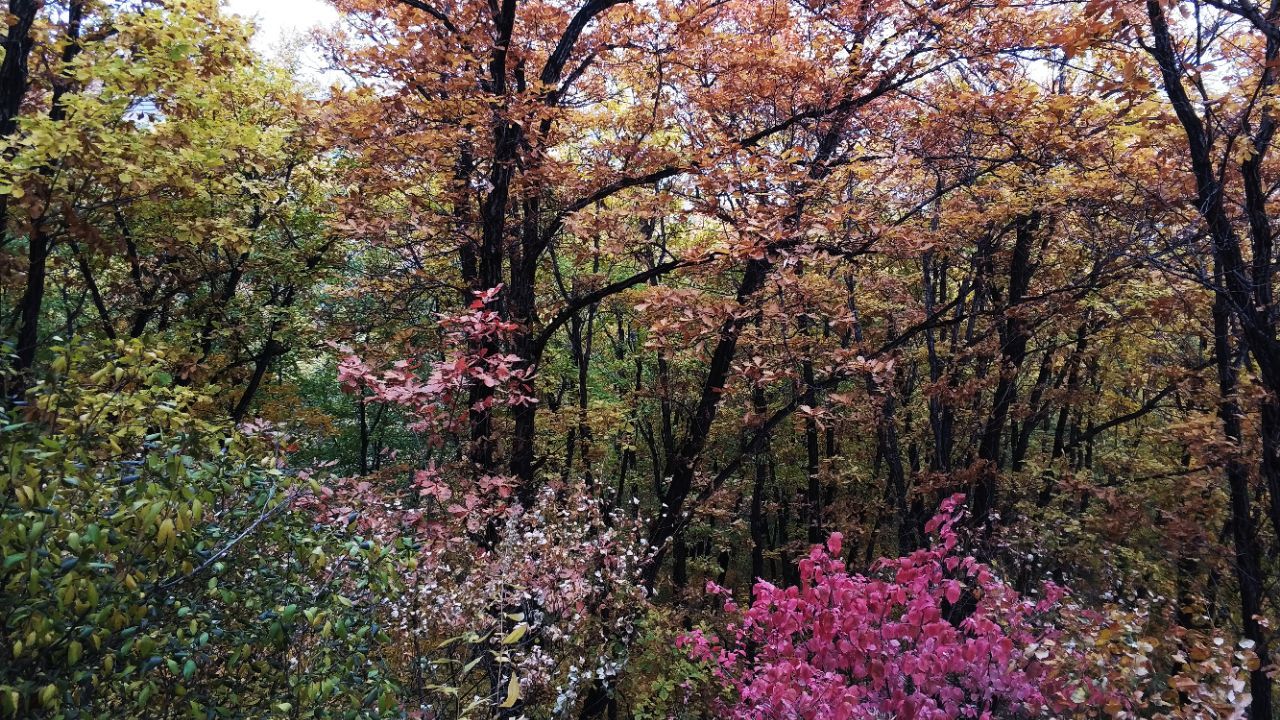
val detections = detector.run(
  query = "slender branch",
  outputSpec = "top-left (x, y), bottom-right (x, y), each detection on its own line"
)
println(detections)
top-left (531, 257), bottom-right (694, 358)
top-left (1066, 362), bottom-right (1211, 450)
top-left (158, 484), bottom-right (295, 591)
top-left (394, 0), bottom-right (460, 34)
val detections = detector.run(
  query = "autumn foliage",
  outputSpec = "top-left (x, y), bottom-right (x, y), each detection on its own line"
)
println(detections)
top-left (681, 496), bottom-right (1071, 719)
top-left (681, 496), bottom-right (1258, 719)
top-left (2, 0), bottom-right (1280, 718)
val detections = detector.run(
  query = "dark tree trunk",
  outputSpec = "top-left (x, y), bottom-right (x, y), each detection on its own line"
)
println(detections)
top-left (1213, 285), bottom-right (1273, 720)
top-left (750, 383), bottom-right (770, 582)
top-left (7, 2), bottom-right (79, 397)
top-left (973, 212), bottom-right (1038, 524)
top-left (642, 257), bottom-right (771, 588)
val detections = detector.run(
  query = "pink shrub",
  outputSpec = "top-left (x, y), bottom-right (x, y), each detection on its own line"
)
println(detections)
top-left (680, 495), bottom-right (1078, 719)
top-left (334, 284), bottom-right (536, 439)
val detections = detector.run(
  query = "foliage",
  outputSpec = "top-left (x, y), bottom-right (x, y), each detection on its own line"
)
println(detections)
top-left (617, 608), bottom-right (718, 720)
top-left (0, 339), bottom-right (401, 718)
top-left (681, 496), bottom-right (1258, 719)
top-left (680, 496), bottom-right (1073, 719)
top-left (305, 290), bottom-right (650, 716)
top-left (3, 0), bottom-right (1280, 717)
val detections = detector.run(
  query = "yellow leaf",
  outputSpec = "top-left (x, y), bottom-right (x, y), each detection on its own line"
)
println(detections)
top-left (498, 671), bottom-right (521, 709)
top-left (157, 518), bottom-right (176, 547)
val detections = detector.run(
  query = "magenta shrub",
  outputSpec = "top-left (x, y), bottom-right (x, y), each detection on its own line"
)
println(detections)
top-left (680, 495), bottom-right (1075, 719)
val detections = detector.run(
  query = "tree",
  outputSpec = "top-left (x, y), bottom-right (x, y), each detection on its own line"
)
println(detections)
top-left (3, 0), bottom-right (1278, 716)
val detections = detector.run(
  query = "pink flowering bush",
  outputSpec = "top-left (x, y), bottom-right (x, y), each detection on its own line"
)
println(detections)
top-left (680, 495), bottom-right (1083, 719)
top-left (296, 464), bottom-right (648, 713)
top-left (302, 287), bottom-right (649, 713)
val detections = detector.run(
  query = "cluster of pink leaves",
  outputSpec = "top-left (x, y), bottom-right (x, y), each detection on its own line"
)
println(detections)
top-left (295, 467), bottom-right (519, 541)
top-left (680, 495), bottom-right (1085, 720)
top-left (334, 285), bottom-right (536, 436)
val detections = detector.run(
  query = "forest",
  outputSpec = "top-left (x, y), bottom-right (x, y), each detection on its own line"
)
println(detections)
top-left (2, 0), bottom-right (1280, 717)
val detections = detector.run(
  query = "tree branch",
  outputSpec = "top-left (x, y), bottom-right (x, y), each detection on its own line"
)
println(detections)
top-left (532, 257), bottom-right (694, 358)
top-left (540, 0), bottom-right (631, 87)
top-left (394, 0), bottom-right (460, 34)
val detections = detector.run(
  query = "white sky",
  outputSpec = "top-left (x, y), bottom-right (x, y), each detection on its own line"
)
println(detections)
top-left (223, 0), bottom-right (341, 77)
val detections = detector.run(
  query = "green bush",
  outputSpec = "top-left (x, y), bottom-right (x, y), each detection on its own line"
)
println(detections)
top-left (1, 339), bottom-right (403, 719)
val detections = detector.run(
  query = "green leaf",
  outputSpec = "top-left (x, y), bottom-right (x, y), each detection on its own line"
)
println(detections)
top-left (500, 623), bottom-right (528, 645)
